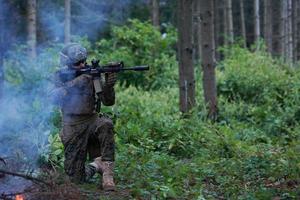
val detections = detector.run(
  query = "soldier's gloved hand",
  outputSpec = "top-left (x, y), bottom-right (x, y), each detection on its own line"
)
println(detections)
top-left (65, 74), bottom-right (93, 88)
top-left (105, 73), bottom-right (117, 87)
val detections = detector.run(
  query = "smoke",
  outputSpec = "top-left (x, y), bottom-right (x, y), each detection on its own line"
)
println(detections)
top-left (0, 47), bottom-right (59, 164)
top-left (0, 0), bottom-right (148, 178)
top-left (0, 1), bottom-right (59, 165)
top-left (38, 0), bottom-right (144, 42)
top-left (38, 1), bottom-right (65, 42)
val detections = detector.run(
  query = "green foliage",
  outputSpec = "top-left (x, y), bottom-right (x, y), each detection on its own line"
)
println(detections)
top-left (92, 19), bottom-right (178, 90)
top-left (37, 30), bottom-right (299, 198)
top-left (111, 45), bottom-right (299, 199)
top-left (4, 43), bottom-right (62, 90)
top-left (41, 132), bottom-right (65, 169)
top-left (218, 44), bottom-right (291, 105)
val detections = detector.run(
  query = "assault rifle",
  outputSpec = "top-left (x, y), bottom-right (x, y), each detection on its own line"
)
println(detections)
top-left (59, 60), bottom-right (149, 82)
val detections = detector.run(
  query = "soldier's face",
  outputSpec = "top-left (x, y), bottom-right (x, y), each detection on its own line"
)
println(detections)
top-left (73, 62), bottom-right (85, 69)
top-left (73, 59), bottom-right (86, 69)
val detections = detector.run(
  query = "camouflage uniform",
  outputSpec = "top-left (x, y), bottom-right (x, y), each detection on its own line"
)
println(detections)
top-left (51, 44), bottom-right (116, 183)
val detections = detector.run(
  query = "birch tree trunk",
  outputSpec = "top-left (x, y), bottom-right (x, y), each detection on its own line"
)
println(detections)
top-left (264, 0), bottom-right (272, 53)
top-left (199, 0), bottom-right (217, 119)
top-left (254, 0), bottom-right (260, 43)
top-left (240, 0), bottom-right (247, 48)
top-left (178, 0), bottom-right (195, 113)
top-left (27, 0), bottom-right (37, 59)
top-left (64, 0), bottom-right (71, 44)
top-left (150, 0), bottom-right (160, 28)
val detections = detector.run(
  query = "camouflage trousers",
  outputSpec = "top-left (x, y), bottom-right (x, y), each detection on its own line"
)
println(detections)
top-left (59, 114), bottom-right (115, 182)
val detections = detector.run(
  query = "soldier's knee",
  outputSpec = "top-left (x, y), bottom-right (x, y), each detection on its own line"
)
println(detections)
top-left (97, 117), bottom-right (114, 132)
top-left (102, 118), bottom-right (114, 129)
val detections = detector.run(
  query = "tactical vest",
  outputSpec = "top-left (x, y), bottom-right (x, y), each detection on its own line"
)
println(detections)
top-left (62, 78), bottom-right (96, 115)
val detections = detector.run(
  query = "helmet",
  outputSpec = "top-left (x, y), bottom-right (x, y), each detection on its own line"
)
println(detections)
top-left (60, 43), bottom-right (87, 66)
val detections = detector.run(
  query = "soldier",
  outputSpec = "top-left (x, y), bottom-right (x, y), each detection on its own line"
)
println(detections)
top-left (51, 43), bottom-right (116, 191)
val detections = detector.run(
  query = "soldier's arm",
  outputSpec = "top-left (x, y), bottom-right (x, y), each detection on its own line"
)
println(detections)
top-left (49, 71), bottom-right (68, 106)
top-left (50, 72), bottom-right (93, 106)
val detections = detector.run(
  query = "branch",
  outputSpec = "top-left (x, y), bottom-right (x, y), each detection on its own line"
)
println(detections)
top-left (0, 157), bottom-right (6, 165)
top-left (0, 169), bottom-right (50, 186)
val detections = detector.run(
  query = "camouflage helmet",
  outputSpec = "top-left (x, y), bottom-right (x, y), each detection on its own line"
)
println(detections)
top-left (60, 43), bottom-right (87, 66)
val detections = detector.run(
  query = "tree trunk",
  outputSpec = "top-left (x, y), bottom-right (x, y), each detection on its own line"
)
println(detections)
top-left (264, 0), bottom-right (272, 53)
top-left (281, 0), bottom-right (293, 61)
top-left (0, 3), bottom-right (4, 99)
top-left (295, 0), bottom-right (300, 61)
top-left (64, 0), bottom-right (71, 44)
top-left (254, 0), bottom-right (260, 43)
top-left (192, 0), bottom-right (201, 63)
top-left (225, 0), bottom-right (234, 44)
top-left (27, 0), bottom-right (37, 59)
top-left (214, 0), bottom-right (223, 60)
top-left (287, 0), bottom-right (293, 62)
top-left (292, 0), bottom-right (298, 61)
top-left (272, 0), bottom-right (283, 57)
top-left (150, 0), bottom-right (160, 28)
top-left (199, 0), bottom-right (218, 119)
top-left (240, 0), bottom-right (247, 48)
top-left (178, 0), bottom-right (195, 113)
top-left (282, 0), bottom-right (288, 58)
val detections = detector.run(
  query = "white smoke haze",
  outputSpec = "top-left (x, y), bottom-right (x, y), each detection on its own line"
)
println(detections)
top-left (38, 0), bottom-right (141, 42)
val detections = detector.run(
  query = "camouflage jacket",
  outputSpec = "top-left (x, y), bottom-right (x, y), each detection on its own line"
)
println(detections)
top-left (51, 68), bottom-right (115, 124)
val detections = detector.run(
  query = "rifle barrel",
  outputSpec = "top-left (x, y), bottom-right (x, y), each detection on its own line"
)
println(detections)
top-left (122, 66), bottom-right (149, 71)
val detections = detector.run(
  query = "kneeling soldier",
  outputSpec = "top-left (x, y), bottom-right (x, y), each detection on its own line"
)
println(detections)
top-left (51, 43), bottom-right (116, 191)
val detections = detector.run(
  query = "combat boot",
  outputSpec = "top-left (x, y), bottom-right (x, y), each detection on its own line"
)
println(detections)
top-left (89, 157), bottom-right (116, 191)
top-left (101, 161), bottom-right (115, 191)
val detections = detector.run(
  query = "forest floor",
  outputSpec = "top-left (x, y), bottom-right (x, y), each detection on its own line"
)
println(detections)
top-left (0, 177), bottom-right (131, 200)
top-left (0, 159), bottom-right (131, 200)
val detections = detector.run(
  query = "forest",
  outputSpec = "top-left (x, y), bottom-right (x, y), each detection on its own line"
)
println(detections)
top-left (0, 0), bottom-right (299, 199)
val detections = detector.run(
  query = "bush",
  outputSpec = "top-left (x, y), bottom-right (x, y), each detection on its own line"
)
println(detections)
top-left (91, 19), bottom-right (178, 90)
top-left (35, 33), bottom-right (299, 198)
top-left (217, 44), bottom-right (292, 105)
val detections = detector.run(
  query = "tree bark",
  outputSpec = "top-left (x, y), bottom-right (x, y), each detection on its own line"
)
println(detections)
top-left (199, 0), bottom-right (218, 119)
top-left (272, 0), bottom-right (283, 57)
top-left (295, 0), bottom-right (300, 61)
top-left (0, 3), bottom-right (4, 99)
top-left (281, 0), bottom-right (293, 61)
top-left (64, 0), bottom-right (71, 44)
top-left (287, 0), bottom-right (293, 62)
top-left (150, 0), bottom-right (160, 28)
top-left (192, 0), bottom-right (201, 63)
top-left (292, 0), bottom-right (298, 61)
top-left (282, 0), bottom-right (288, 58)
top-left (264, 0), bottom-right (272, 53)
top-left (178, 0), bottom-right (195, 113)
top-left (240, 0), bottom-right (247, 48)
top-left (214, 0), bottom-right (223, 60)
top-left (254, 0), bottom-right (260, 43)
top-left (27, 0), bottom-right (37, 59)
top-left (225, 0), bottom-right (234, 44)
